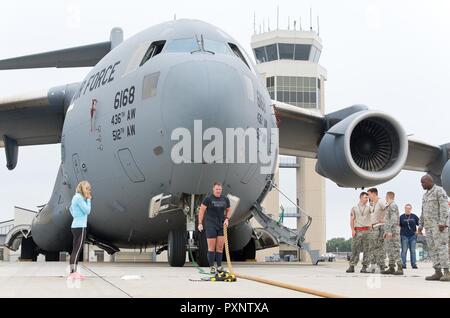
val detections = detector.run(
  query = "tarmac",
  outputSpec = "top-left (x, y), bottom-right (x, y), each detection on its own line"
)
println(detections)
top-left (0, 260), bottom-right (449, 298)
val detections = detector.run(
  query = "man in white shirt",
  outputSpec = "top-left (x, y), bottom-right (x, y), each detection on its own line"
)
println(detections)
top-left (346, 191), bottom-right (371, 273)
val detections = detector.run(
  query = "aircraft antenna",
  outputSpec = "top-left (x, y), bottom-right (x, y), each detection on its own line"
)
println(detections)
top-left (277, 5), bottom-right (279, 30)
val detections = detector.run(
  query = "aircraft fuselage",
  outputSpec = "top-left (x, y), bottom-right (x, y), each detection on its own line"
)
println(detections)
top-left (31, 20), bottom-right (278, 252)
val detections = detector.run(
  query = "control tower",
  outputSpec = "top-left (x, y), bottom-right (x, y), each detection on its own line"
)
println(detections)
top-left (251, 23), bottom-right (327, 261)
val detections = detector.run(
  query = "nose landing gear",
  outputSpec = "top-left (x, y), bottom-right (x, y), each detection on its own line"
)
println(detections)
top-left (167, 194), bottom-right (209, 267)
top-left (167, 230), bottom-right (187, 267)
top-left (190, 228), bottom-right (209, 267)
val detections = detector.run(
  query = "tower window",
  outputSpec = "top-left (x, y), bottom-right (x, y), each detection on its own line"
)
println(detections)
top-left (265, 44), bottom-right (278, 61)
top-left (294, 44), bottom-right (311, 60)
top-left (278, 43), bottom-right (294, 60)
top-left (254, 46), bottom-right (268, 63)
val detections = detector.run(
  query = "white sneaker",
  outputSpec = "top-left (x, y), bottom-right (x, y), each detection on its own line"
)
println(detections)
top-left (210, 266), bottom-right (217, 274)
top-left (67, 272), bottom-right (77, 280)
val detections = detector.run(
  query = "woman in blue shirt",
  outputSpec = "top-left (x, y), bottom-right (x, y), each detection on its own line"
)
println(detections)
top-left (68, 181), bottom-right (92, 280)
top-left (399, 203), bottom-right (420, 269)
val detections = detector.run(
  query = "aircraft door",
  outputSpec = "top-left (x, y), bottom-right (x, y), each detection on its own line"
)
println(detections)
top-left (72, 153), bottom-right (85, 183)
top-left (117, 148), bottom-right (145, 183)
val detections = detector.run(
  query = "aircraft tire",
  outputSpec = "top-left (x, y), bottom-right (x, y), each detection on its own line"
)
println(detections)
top-left (195, 229), bottom-right (209, 267)
top-left (45, 251), bottom-right (60, 262)
top-left (243, 238), bottom-right (256, 260)
top-left (168, 230), bottom-right (186, 267)
top-left (229, 238), bottom-right (256, 262)
top-left (20, 237), bottom-right (38, 261)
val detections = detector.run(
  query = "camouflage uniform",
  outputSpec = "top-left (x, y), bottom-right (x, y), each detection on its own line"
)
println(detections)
top-left (420, 184), bottom-right (449, 269)
top-left (369, 200), bottom-right (386, 268)
top-left (349, 204), bottom-right (371, 267)
top-left (384, 201), bottom-right (401, 265)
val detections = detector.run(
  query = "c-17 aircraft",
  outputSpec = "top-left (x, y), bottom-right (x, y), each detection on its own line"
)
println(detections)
top-left (0, 19), bottom-right (448, 266)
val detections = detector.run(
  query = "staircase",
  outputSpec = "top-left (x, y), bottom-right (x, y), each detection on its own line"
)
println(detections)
top-left (250, 202), bottom-right (320, 265)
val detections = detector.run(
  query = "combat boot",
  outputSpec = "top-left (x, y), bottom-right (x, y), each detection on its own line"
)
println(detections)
top-left (426, 268), bottom-right (443, 281)
top-left (393, 263), bottom-right (404, 275)
top-left (440, 268), bottom-right (450, 282)
top-left (381, 265), bottom-right (395, 275)
top-left (360, 265), bottom-right (369, 273)
top-left (346, 265), bottom-right (355, 273)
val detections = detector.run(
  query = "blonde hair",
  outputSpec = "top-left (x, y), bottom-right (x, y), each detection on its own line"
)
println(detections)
top-left (76, 181), bottom-right (91, 199)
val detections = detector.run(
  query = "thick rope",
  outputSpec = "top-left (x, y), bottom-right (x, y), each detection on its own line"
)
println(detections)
top-left (223, 224), bottom-right (343, 298)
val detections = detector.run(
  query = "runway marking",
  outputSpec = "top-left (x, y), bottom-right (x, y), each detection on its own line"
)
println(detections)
top-left (80, 264), bottom-right (134, 298)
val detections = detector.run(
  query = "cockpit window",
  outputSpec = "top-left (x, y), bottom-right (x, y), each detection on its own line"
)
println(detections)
top-left (166, 38), bottom-right (199, 53)
top-left (228, 43), bottom-right (250, 69)
top-left (203, 39), bottom-right (231, 55)
top-left (164, 38), bottom-right (252, 71)
top-left (140, 40), bottom-right (166, 66)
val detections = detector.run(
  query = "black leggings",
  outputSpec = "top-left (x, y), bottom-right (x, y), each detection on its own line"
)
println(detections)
top-left (70, 227), bottom-right (86, 273)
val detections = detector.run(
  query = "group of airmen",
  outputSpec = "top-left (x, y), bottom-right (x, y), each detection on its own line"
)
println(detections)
top-left (346, 174), bottom-right (450, 282)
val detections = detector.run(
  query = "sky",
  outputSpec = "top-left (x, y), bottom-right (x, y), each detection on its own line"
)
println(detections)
top-left (0, 0), bottom-right (449, 239)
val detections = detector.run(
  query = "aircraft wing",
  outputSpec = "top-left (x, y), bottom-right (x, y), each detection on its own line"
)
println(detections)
top-left (403, 137), bottom-right (442, 172)
top-left (0, 42), bottom-right (111, 70)
top-left (275, 101), bottom-right (325, 158)
top-left (0, 28), bottom-right (122, 70)
top-left (0, 83), bottom-right (79, 169)
top-left (0, 28), bottom-right (122, 170)
top-left (273, 100), bottom-right (444, 173)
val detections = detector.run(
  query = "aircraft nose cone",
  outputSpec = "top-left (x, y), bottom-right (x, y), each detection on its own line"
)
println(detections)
top-left (161, 59), bottom-right (250, 133)
top-left (160, 59), bottom-right (255, 194)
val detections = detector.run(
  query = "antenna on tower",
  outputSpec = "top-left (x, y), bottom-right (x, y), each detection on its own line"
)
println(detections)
top-left (288, 16), bottom-right (290, 30)
top-left (263, 19), bottom-right (265, 32)
top-left (253, 12), bottom-right (256, 34)
top-left (294, 20), bottom-right (297, 30)
top-left (299, 16), bottom-right (302, 31)
top-left (277, 5), bottom-right (279, 30)
top-left (174, 13), bottom-right (176, 20)
top-left (268, 17), bottom-right (270, 31)
top-left (317, 15), bottom-right (320, 35)
top-left (310, 7), bottom-right (313, 31)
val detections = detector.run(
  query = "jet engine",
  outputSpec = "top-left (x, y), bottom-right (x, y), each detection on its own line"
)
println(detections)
top-left (441, 160), bottom-right (450, 194)
top-left (316, 111), bottom-right (408, 188)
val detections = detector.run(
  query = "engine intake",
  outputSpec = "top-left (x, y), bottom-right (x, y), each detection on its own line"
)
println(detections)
top-left (316, 110), bottom-right (408, 187)
top-left (441, 160), bottom-right (450, 195)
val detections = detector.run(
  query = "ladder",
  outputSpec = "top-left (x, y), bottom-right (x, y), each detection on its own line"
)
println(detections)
top-left (250, 202), bottom-right (320, 265)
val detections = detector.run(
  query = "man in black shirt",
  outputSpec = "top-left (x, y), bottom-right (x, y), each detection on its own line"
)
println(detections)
top-left (198, 182), bottom-right (231, 274)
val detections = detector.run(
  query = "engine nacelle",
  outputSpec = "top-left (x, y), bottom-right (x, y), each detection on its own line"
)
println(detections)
top-left (441, 160), bottom-right (450, 195)
top-left (316, 110), bottom-right (408, 188)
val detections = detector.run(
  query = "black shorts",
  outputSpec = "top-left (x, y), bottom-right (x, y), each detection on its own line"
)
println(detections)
top-left (205, 224), bottom-right (224, 238)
